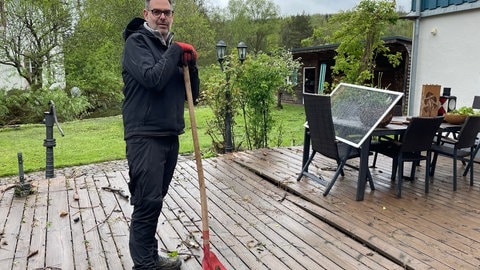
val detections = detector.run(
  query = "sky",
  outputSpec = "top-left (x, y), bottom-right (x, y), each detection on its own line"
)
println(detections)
top-left (207, 0), bottom-right (412, 16)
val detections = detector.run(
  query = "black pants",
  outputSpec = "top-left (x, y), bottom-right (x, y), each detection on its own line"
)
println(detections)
top-left (126, 136), bottom-right (179, 269)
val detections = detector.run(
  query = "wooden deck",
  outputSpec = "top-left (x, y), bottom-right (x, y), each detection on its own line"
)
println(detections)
top-left (1, 147), bottom-right (479, 269)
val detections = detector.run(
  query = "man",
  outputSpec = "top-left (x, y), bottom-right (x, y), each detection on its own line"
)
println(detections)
top-left (121, 0), bottom-right (199, 269)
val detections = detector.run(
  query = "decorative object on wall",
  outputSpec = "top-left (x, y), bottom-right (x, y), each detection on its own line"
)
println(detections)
top-left (420, 84), bottom-right (441, 117)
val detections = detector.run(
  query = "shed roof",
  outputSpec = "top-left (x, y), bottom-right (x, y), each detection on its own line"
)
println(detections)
top-left (290, 36), bottom-right (411, 55)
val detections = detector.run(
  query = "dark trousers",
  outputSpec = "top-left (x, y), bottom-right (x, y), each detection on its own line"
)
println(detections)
top-left (126, 136), bottom-right (179, 269)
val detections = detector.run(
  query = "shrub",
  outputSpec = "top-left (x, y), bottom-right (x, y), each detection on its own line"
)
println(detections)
top-left (0, 87), bottom-right (91, 126)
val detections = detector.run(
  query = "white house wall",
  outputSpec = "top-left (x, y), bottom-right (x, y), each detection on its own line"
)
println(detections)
top-left (0, 64), bottom-right (28, 90)
top-left (412, 8), bottom-right (480, 114)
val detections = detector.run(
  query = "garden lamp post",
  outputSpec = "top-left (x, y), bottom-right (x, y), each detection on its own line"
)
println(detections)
top-left (215, 40), bottom-right (247, 153)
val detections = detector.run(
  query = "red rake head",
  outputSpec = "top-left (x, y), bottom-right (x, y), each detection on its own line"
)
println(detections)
top-left (202, 247), bottom-right (227, 270)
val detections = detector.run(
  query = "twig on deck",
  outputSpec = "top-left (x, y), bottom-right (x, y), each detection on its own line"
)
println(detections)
top-left (0, 185), bottom-right (17, 193)
top-left (69, 204), bottom-right (99, 209)
top-left (27, 249), bottom-right (38, 259)
top-left (86, 207), bottom-right (116, 233)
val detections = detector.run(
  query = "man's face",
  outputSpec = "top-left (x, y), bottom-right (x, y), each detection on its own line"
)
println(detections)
top-left (144, 0), bottom-right (173, 37)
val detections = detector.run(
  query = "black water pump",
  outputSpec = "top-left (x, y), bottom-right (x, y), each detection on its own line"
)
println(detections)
top-left (43, 100), bottom-right (64, 178)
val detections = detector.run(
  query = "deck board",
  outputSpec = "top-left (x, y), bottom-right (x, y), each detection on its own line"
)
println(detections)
top-left (1, 146), bottom-right (479, 269)
top-left (233, 146), bottom-right (480, 269)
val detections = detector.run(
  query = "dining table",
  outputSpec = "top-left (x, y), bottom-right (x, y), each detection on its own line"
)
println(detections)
top-left (301, 116), bottom-right (464, 201)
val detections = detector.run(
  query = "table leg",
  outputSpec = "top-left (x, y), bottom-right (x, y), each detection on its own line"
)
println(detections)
top-left (302, 127), bottom-right (310, 171)
top-left (356, 142), bottom-right (370, 201)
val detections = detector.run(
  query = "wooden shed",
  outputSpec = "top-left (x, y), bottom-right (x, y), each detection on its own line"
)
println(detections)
top-left (286, 36), bottom-right (412, 112)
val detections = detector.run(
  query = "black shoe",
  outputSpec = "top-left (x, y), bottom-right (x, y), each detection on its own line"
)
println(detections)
top-left (156, 256), bottom-right (182, 270)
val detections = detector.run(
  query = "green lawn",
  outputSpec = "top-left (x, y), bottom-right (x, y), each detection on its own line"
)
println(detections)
top-left (0, 104), bottom-right (306, 177)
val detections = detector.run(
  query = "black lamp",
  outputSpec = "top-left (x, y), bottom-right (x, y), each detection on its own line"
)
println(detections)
top-left (237, 41), bottom-right (247, 63)
top-left (216, 40), bottom-right (227, 67)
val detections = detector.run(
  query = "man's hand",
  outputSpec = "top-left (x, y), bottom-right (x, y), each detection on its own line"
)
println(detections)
top-left (176, 42), bottom-right (197, 66)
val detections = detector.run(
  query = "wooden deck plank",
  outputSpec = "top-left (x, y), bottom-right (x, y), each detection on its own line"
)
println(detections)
top-left (1, 188), bottom-right (26, 268)
top-left (173, 162), bottom-right (263, 270)
top-left (12, 183), bottom-right (38, 270)
top-left (93, 173), bottom-right (127, 269)
top-left (81, 174), bottom-right (109, 269)
top-left (268, 147), bottom-right (480, 265)
top-left (45, 176), bottom-right (75, 269)
top-left (197, 160), bottom-right (326, 270)
top-left (232, 147), bottom-right (480, 269)
top-left (27, 179), bottom-right (49, 269)
top-left (202, 158), bottom-right (353, 270)
top-left (103, 171), bottom-right (134, 270)
top-left (70, 175), bottom-right (91, 270)
top-left (2, 145), bottom-right (480, 269)
top-left (211, 157), bottom-right (404, 270)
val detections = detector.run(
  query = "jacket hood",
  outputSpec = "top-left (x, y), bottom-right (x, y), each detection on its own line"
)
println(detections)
top-left (123, 17), bottom-right (146, 41)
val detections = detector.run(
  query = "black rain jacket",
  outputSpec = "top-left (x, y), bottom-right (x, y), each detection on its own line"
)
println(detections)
top-left (121, 18), bottom-right (199, 140)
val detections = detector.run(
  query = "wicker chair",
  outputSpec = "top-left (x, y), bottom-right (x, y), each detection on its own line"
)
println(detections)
top-left (430, 116), bottom-right (480, 191)
top-left (297, 93), bottom-right (374, 196)
top-left (371, 116), bottom-right (444, 198)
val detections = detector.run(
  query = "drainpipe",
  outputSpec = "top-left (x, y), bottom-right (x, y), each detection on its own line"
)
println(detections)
top-left (408, 0), bottom-right (422, 116)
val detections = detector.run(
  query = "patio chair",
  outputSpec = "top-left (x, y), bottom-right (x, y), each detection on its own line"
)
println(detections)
top-left (297, 93), bottom-right (374, 196)
top-left (473, 96), bottom-right (480, 109)
top-left (370, 104), bottom-right (403, 168)
top-left (371, 116), bottom-right (444, 198)
top-left (430, 115), bottom-right (480, 191)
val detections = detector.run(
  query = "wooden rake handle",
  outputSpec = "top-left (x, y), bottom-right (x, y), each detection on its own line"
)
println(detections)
top-left (182, 66), bottom-right (211, 246)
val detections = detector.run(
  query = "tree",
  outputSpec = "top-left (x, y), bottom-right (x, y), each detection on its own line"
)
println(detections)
top-left (236, 49), bottom-right (301, 149)
top-left (321, 0), bottom-right (402, 86)
top-left (171, 0), bottom-right (216, 66)
top-left (64, 0), bottom-right (141, 112)
top-left (280, 13), bottom-right (313, 49)
top-left (212, 0), bottom-right (280, 54)
top-left (0, 0), bottom-right (72, 90)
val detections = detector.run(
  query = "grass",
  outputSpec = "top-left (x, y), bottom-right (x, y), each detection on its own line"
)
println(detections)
top-left (0, 104), bottom-right (306, 177)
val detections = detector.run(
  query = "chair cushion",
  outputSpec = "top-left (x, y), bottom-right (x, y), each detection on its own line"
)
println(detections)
top-left (430, 144), bottom-right (471, 158)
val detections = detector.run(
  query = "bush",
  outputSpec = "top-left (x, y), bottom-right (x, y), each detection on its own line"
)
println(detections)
top-left (0, 87), bottom-right (91, 126)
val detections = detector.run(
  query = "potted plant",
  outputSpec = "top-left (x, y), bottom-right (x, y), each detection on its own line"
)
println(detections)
top-left (444, 106), bottom-right (476, 124)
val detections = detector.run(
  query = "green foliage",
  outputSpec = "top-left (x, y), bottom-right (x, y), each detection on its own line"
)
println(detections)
top-left (324, 0), bottom-right (401, 86)
top-left (203, 49), bottom-right (301, 151)
top-left (64, 0), bottom-right (140, 113)
top-left (449, 106), bottom-right (476, 115)
top-left (0, 0), bottom-right (72, 90)
top-left (211, 0), bottom-right (280, 55)
top-left (202, 63), bottom-right (237, 152)
top-left (172, 0), bottom-right (216, 66)
top-left (0, 105), bottom-right (306, 177)
top-left (0, 88), bottom-right (91, 126)
top-left (280, 14), bottom-right (313, 49)
top-left (317, 0), bottom-right (402, 87)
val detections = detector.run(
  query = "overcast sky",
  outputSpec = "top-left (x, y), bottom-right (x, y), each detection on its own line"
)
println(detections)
top-left (206, 0), bottom-right (412, 16)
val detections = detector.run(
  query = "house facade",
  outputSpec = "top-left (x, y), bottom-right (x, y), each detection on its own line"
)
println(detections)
top-left (407, 0), bottom-right (480, 115)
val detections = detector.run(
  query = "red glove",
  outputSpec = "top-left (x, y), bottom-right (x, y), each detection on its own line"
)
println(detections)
top-left (176, 42), bottom-right (197, 66)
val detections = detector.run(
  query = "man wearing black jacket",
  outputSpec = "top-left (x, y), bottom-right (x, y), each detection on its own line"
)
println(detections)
top-left (121, 0), bottom-right (199, 269)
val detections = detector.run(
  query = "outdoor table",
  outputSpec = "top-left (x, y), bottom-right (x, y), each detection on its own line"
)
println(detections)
top-left (300, 83), bottom-right (403, 201)
top-left (301, 116), bottom-right (464, 201)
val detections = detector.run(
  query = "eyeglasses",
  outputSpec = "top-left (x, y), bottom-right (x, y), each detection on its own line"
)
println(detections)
top-left (149, 9), bottom-right (174, 18)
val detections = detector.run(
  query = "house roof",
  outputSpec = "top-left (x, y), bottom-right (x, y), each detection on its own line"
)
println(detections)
top-left (411, 0), bottom-right (478, 12)
top-left (290, 36), bottom-right (412, 54)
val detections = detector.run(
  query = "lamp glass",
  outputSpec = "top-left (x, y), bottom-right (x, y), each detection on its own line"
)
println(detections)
top-left (216, 40), bottom-right (227, 62)
top-left (237, 41), bottom-right (247, 62)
